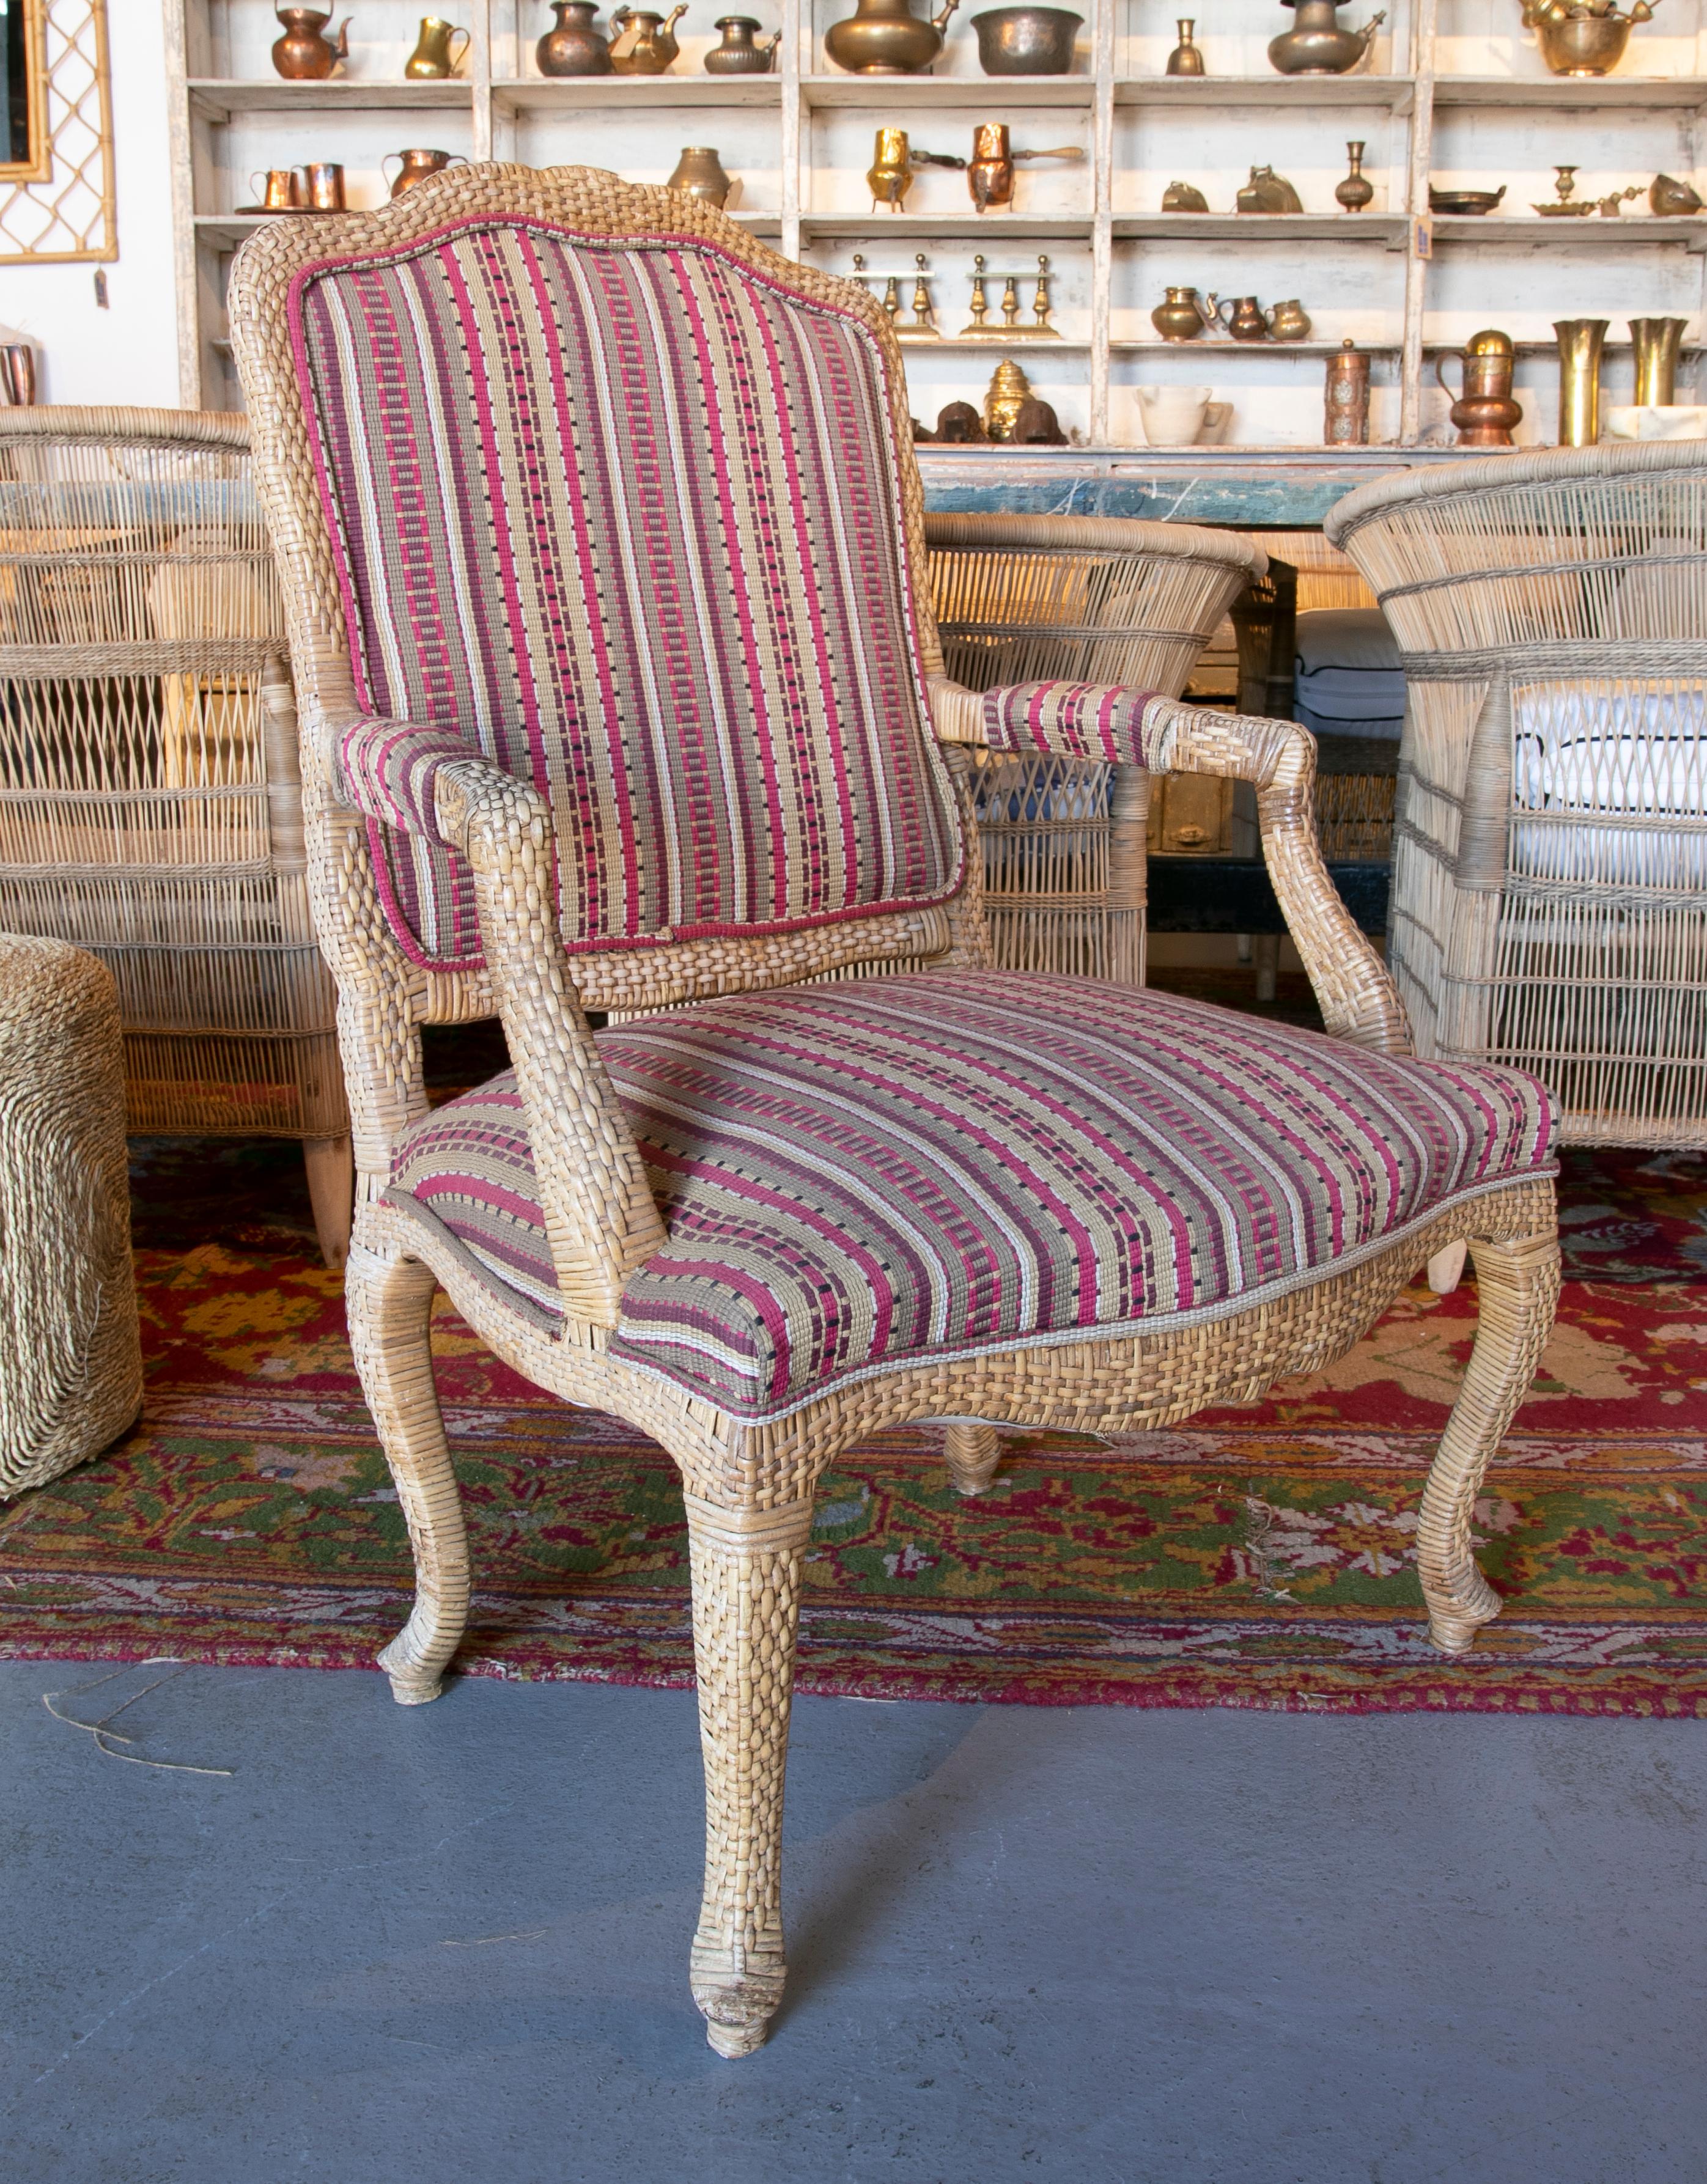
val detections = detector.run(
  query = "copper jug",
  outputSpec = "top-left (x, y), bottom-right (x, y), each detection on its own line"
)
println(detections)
top-left (405, 17), bottom-right (470, 76)
top-left (271, 6), bottom-right (352, 80)
top-left (608, 6), bottom-right (687, 72)
top-left (1436, 328), bottom-right (1521, 446)
top-left (383, 147), bottom-right (468, 197)
top-left (1218, 295), bottom-right (1268, 342)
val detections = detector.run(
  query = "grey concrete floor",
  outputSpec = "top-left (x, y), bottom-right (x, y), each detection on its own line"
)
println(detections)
top-left (1, 1660), bottom-right (1703, 2184)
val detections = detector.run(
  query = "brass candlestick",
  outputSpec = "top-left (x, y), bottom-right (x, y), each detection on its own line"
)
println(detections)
top-left (899, 254), bottom-right (940, 341)
top-left (959, 254), bottom-right (1060, 338)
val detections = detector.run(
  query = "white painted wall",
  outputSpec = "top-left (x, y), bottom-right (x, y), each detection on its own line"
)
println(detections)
top-left (0, 1), bottom-right (179, 405)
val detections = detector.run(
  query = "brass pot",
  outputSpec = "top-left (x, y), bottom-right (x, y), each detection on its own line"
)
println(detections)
top-left (1522, 0), bottom-right (1657, 77)
top-left (1436, 328), bottom-right (1521, 446)
top-left (271, 5), bottom-right (351, 80)
top-left (405, 17), bottom-right (470, 76)
top-left (666, 145), bottom-right (733, 206)
top-left (608, 4), bottom-right (686, 72)
top-left (825, 0), bottom-right (960, 74)
top-left (970, 6), bottom-right (1081, 72)
top-left (1151, 285), bottom-right (1213, 340)
top-left (537, 0), bottom-right (613, 72)
top-left (704, 14), bottom-right (781, 69)
top-left (1267, 0), bottom-right (1385, 75)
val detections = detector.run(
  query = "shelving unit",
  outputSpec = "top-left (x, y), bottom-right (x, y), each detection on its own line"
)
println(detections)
top-left (166, 0), bottom-right (1707, 445)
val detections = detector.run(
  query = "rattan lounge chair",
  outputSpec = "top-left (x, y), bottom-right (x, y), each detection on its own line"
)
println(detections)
top-left (925, 512), bottom-right (1266, 979)
top-left (229, 165), bottom-right (1560, 2056)
top-left (0, 408), bottom-right (352, 1265)
top-left (1327, 442), bottom-right (1707, 1152)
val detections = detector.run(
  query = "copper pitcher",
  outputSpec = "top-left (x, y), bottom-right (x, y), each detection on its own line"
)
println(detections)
top-left (404, 17), bottom-right (470, 76)
top-left (608, 6), bottom-right (687, 72)
top-left (1218, 295), bottom-right (1268, 342)
top-left (383, 147), bottom-right (467, 197)
top-left (271, 6), bottom-right (351, 80)
top-left (1436, 328), bottom-right (1521, 445)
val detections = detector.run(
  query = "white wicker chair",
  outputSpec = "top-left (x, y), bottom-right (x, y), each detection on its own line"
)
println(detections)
top-left (1328, 441), bottom-right (1707, 1153)
top-left (0, 408), bottom-right (352, 1262)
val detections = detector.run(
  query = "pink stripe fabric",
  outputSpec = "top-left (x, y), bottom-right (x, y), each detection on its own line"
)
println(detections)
top-left (983, 682), bottom-right (1165, 768)
top-left (386, 973), bottom-right (1557, 1421)
top-left (288, 216), bottom-right (964, 972)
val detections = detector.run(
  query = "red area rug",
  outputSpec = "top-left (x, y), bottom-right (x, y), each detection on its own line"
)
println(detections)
top-left (4, 1007), bottom-right (1706, 1716)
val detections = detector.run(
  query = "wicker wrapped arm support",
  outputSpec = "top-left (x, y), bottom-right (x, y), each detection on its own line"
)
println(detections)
top-left (931, 675), bottom-right (1412, 1056)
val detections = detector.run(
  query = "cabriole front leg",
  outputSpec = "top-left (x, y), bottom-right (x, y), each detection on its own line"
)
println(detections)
top-left (1418, 1227), bottom-right (1560, 1655)
top-left (345, 1240), bottom-right (471, 1705)
top-left (684, 1490), bottom-right (816, 2057)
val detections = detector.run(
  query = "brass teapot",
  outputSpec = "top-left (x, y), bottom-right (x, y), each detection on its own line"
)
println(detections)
top-left (825, 0), bottom-right (961, 74)
top-left (704, 15), bottom-right (781, 69)
top-left (271, 5), bottom-right (351, 79)
top-left (608, 4), bottom-right (686, 71)
top-left (1521, 0), bottom-right (1658, 78)
top-left (1267, 0), bottom-right (1384, 75)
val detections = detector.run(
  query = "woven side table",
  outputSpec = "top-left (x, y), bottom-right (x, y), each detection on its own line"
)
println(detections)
top-left (0, 935), bottom-right (142, 1496)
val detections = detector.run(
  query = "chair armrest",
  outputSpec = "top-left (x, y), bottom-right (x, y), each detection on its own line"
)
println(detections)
top-left (331, 716), bottom-right (666, 1329)
top-left (334, 716), bottom-right (477, 841)
top-left (929, 674), bottom-right (1412, 1056)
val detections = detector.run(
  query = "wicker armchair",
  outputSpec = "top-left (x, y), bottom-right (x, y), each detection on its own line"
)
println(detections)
top-left (229, 166), bottom-right (1560, 2058)
top-left (924, 512), bottom-right (1266, 978)
top-left (0, 408), bottom-right (352, 1264)
top-left (1327, 442), bottom-right (1707, 1152)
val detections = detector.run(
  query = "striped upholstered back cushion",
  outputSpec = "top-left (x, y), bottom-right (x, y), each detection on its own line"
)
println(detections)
top-left (289, 216), bottom-right (962, 969)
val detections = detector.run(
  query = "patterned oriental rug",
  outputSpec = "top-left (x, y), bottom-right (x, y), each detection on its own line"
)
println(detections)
top-left (4, 993), bottom-right (1707, 1718)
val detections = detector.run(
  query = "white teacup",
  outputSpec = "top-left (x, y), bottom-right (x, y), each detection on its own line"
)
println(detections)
top-left (1138, 385), bottom-right (1211, 447)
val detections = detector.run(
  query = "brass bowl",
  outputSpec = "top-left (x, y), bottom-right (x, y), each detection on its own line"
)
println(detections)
top-left (1428, 185), bottom-right (1506, 216)
top-left (1535, 13), bottom-right (1634, 74)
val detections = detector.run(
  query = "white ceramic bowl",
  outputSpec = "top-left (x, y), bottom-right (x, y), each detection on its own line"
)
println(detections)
top-left (1137, 385), bottom-right (1212, 447)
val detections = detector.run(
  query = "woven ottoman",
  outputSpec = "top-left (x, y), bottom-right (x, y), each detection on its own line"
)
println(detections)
top-left (0, 935), bottom-right (142, 1495)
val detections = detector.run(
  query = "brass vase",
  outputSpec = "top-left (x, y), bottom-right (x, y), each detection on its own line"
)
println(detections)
top-left (1166, 18), bottom-right (1205, 72)
top-left (1554, 318), bottom-right (1607, 446)
top-left (1631, 316), bottom-right (1687, 406)
top-left (666, 145), bottom-right (733, 207)
top-left (537, 1), bottom-right (613, 72)
top-left (1335, 141), bottom-right (1374, 212)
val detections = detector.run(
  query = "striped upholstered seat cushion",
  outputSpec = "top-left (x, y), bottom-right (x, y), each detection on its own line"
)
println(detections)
top-left (290, 217), bottom-right (961, 973)
top-left (388, 974), bottom-right (1555, 1422)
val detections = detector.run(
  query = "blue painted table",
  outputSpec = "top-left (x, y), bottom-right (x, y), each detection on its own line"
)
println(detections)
top-left (916, 444), bottom-right (1492, 530)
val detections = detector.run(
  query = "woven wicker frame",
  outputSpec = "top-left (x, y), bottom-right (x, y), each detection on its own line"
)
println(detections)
top-left (229, 164), bottom-right (1559, 2058)
top-left (925, 512), bottom-right (1266, 981)
top-left (0, 934), bottom-right (141, 1495)
top-left (0, 406), bottom-right (354, 1261)
top-left (1328, 439), bottom-right (1707, 1149)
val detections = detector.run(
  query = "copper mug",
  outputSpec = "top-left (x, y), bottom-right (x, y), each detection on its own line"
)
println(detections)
top-left (383, 147), bottom-right (467, 198)
top-left (301, 161), bottom-right (346, 210)
top-left (250, 166), bottom-right (307, 210)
